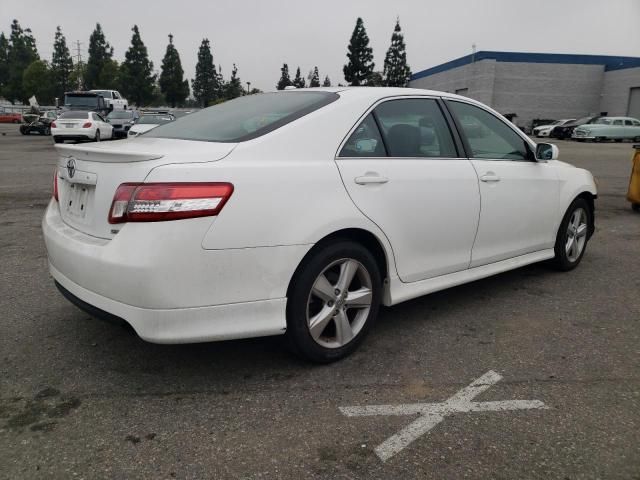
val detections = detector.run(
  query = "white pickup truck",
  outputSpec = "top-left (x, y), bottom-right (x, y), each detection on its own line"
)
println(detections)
top-left (89, 90), bottom-right (128, 111)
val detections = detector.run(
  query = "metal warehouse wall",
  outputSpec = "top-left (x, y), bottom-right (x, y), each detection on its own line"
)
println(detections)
top-left (600, 67), bottom-right (640, 117)
top-left (409, 60), bottom-right (607, 127)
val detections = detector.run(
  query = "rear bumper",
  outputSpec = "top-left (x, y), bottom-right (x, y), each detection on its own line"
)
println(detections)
top-left (52, 265), bottom-right (287, 343)
top-left (42, 200), bottom-right (310, 343)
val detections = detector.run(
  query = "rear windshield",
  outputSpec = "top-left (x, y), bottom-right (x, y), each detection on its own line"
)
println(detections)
top-left (64, 95), bottom-right (99, 108)
top-left (137, 115), bottom-right (174, 125)
top-left (107, 111), bottom-right (134, 119)
top-left (59, 111), bottom-right (89, 119)
top-left (146, 91), bottom-right (339, 142)
top-left (92, 90), bottom-right (112, 98)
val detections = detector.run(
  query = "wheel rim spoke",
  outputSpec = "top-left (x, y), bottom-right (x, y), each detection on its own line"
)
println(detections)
top-left (576, 223), bottom-right (587, 238)
top-left (345, 287), bottom-right (372, 309)
top-left (336, 260), bottom-right (358, 293)
top-left (309, 307), bottom-right (335, 341)
top-left (565, 236), bottom-right (575, 255)
top-left (334, 310), bottom-right (354, 345)
top-left (311, 273), bottom-right (335, 303)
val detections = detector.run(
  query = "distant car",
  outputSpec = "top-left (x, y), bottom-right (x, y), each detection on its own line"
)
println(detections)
top-left (107, 110), bottom-right (139, 138)
top-left (19, 110), bottom-right (59, 136)
top-left (533, 119), bottom-right (575, 138)
top-left (0, 107), bottom-right (22, 124)
top-left (89, 90), bottom-right (128, 111)
top-left (551, 116), bottom-right (602, 140)
top-left (51, 111), bottom-right (114, 143)
top-left (572, 116), bottom-right (640, 142)
top-left (128, 113), bottom-right (175, 137)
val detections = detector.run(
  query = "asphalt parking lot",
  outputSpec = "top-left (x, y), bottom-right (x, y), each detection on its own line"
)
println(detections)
top-left (1, 124), bottom-right (639, 479)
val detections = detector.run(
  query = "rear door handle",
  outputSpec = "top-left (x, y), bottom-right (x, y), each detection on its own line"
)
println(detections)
top-left (355, 174), bottom-right (389, 185)
top-left (480, 173), bottom-right (500, 183)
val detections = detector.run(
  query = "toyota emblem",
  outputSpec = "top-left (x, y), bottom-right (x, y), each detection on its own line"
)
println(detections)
top-left (66, 158), bottom-right (76, 179)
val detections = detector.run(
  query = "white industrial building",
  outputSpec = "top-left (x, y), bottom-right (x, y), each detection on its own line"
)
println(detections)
top-left (409, 51), bottom-right (640, 128)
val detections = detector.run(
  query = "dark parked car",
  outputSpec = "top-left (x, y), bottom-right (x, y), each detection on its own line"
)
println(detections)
top-left (19, 110), bottom-right (58, 136)
top-left (551, 116), bottom-right (602, 140)
top-left (107, 110), bottom-right (139, 138)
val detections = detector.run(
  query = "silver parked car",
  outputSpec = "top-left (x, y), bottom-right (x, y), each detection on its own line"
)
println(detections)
top-left (573, 116), bottom-right (640, 142)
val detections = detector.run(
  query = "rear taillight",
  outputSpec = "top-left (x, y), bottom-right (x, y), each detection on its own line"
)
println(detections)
top-left (51, 121), bottom-right (57, 128)
top-left (53, 169), bottom-right (59, 201)
top-left (82, 122), bottom-right (92, 128)
top-left (108, 182), bottom-right (234, 224)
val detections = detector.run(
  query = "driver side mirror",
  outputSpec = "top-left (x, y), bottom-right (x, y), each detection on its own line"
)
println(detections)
top-left (535, 143), bottom-right (559, 161)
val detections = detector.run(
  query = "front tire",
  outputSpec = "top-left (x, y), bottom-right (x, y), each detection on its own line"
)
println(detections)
top-left (286, 241), bottom-right (382, 363)
top-left (551, 198), bottom-right (591, 271)
top-left (95, 130), bottom-right (101, 142)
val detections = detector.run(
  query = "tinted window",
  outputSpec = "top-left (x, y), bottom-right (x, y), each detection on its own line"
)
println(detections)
top-left (64, 95), bottom-right (99, 108)
top-left (59, 111), bottom-right (89, 119)
top-left (340, 114), bottom-right (385, 157)
top-left (448, 101), bottom-right (530, 161)
top-left (147, 92), bottom-right (339, 142)
top-left (107, 111), bottom-right (134, 119)
top-left (92, 90), bottom-right (112, 98)
top-left (625, 120), bottom-right (633, 126)
top-left (374, 99), bottom-right (457, 158)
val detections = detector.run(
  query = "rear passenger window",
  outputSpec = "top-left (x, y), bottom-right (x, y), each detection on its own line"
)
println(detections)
top-left (625, 120), bottom-right (633, 126)
top-left (374, 99), bottom-right (457, 157)
top-left (340, 114), bottom-right (386, 157)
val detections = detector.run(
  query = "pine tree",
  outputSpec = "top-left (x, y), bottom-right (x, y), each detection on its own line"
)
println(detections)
top-left (23, 59), bottom-right (54, 104)
top-left (343, 17), bottom-right (374, 86)
top-left (223, 63), bottom-right (243, 99)
top-left (159, 34), bottom-right (189, 107)
top-left (276, 63), bottom-right (292, 90)
top-left (98, 59), bottom-right (119, 89)
top-left (5, 20), bottom-right (39, 103)
top-left (308, 66), bottom-right (320, 87)
top-left (322, 75), bottom-right (331, 87)
top-left (50, 26), bottom-right (73, 100)
top-left (85, 23), bottom-right (113, 90)
top-left (0, 33), bottom-right (9, 95)
top-left (383, 19), bottom-right (411, 87)
top-left (119, 25), bottom-right (156, 107)
top-left (292, 67), bottom-right (306, 88)
top-left (191, 38), bottom-right (218, 107)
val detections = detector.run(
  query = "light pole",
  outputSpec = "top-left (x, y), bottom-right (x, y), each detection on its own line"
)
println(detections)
top-left (246, 82), bottom-right (251, 95)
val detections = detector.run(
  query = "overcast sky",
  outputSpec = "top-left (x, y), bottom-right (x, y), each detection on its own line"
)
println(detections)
top-left (2, 0), bottom-right (639, 92)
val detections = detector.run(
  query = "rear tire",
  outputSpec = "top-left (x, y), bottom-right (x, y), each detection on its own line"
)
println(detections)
top-left (43, 126), bottom-right (51, 136)
top-left (633, 136), bottom-right (640, 143)
top-left (54, 137), bottom-right (63, 144)
top-left (95, 130), bottom-right (100, 142)
top-left (285, 241), bottom-right (382, 363)
top-left (550, 198), bottom-right (592, 271)
top-left (632, 203), bottom-right (640, 212)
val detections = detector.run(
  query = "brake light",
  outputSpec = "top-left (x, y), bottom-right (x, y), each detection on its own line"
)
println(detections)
top-left (108, 182), bottom-right (234, 224)
top-left (82, 122), bottom-right (92, 128)
top-left (52, 169), bottom-right (59, 201)
top-left (51, 121), bottom-right (57, 128)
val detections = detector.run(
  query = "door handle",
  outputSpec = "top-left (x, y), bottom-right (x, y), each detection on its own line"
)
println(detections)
top-left (480, 173), bottom-right (500, 183)
top-left (354, 174), bottom-right (389, 185)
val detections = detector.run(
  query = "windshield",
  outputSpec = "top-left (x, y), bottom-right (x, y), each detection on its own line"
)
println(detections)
top-left (107, 111), bottom-right (134, 120)
top-left (136, 115), bottom-right (174, 125)
top-left (146, 91), bottom-right (339, 142)
top-left (64, 95), bottom-right (99, 108)
top-left (59, 111), bottom-right (89, 119)
top-left (92, 90), bottom-right (112, 98)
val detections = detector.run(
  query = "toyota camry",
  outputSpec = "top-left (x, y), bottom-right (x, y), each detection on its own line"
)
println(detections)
top-left (43, 88), bottom-right (597, 362)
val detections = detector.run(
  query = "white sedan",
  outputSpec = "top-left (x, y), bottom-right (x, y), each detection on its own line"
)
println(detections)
top-left (43, 88), bottom-right (597, 362)
top-left (52, 111), bottom-right (113, 143)
top-left (533, 119), bottom-right (575, 137)
top-left (128, 113), bottom-right (175, 137)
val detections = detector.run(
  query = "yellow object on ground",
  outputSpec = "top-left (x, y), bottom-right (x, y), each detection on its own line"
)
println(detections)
top-left (628, 144), bottom-right (640, 211)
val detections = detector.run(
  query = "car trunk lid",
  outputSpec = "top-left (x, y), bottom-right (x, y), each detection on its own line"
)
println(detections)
top-left (54, 138), bottom-right (237, 239)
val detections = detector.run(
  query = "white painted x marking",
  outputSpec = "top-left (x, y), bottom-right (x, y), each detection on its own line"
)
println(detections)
top-left (339, 370), bottom-right (547, 462)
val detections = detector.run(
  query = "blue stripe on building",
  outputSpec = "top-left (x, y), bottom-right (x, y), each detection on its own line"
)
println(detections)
top-left (411, 51), bottom-right (640, 81)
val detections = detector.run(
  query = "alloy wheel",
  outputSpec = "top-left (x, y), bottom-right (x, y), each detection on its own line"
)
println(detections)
top-left (306, 258), bottom-right (373, 349)
top-left (565, 207), bottom-right (588, 262)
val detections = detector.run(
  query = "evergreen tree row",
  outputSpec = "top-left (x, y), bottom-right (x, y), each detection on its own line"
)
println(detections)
top-left (0, 20), bottom-right (256, 107)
